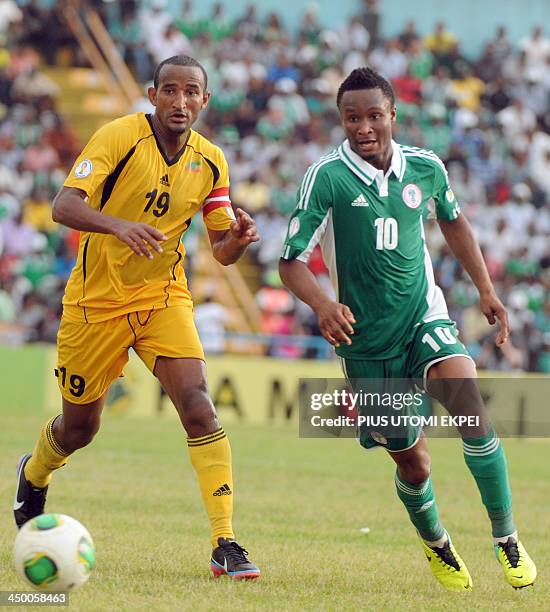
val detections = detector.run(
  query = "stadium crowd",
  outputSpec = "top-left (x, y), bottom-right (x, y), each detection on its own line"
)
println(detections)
top-left (0, 0), bottom-right (549, 371)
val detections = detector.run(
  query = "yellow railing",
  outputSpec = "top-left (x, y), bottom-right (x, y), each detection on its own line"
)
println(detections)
top-left (61, 1), bottom-right (141, 111)
top-left (63, 5), bottom-right (128, 109)
top-left (195, 234), bottom-right (263, 334)
top-left (85, 10), bottom-right (143, 105)
top-left (220, 262), bottom-right (263, 333)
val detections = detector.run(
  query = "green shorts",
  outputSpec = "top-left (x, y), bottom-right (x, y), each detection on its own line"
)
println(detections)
top-left (341, 319), bottom-right (473, 453)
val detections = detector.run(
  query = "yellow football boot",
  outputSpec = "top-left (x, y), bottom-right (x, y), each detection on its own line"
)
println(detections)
top-left (420, 533), bottom-right (473, 592)
top-left (494, 537), bottom-right (536, 589)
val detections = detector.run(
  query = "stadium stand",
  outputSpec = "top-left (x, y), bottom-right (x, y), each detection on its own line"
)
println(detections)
top-left (0, 0), bottom-right (549, 370)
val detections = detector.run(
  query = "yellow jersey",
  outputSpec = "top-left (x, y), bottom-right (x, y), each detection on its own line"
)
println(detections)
top-left (62, 112), bottom-right (235, 323)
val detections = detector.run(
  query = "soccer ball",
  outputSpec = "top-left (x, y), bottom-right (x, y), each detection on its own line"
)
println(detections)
top-left (13, 514), bottom-right (95, 591)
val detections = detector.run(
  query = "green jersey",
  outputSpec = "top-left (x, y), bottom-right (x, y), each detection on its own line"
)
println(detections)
top-left (281, 140), bottom-right (461, 360)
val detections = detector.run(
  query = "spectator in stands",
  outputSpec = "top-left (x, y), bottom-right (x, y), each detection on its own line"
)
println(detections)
top-left (407, 38), bottom-right (433, 80)
top-left (422, 65), bottom-right (453, 106)
top-left (256, 106), bottom-right (293, 142)
top-left (235, 4), bottom-right (262, 42)
top-left (23, 188), bottom-right (57, 234)
top-left (483, 75), bottom-right (512, 113)
top-left (110, 8), bottom-right (152, 83)
top-left (175, 0), bottom-right (199, 39)
top-left (474, 43), bottom-right (501, 84)
top-left (1, 211), bottom-right (39, 257)
top-left (298, 5), bottom-right (321, 44)
top-left (204, 2), bottom-right (235, 42)
top-left (489, 26), bottom-right (513, 64)
top-left (267, 51), bottom-right (300, 84)
top-left (519, 26), bottom-right (550, 79)
top-left (268, 78), bottom-right (310, 127)
top-left (263, 12), bottom-right (285, 44)
top-left (256, 280), bottom-right (300, 358)
top-left (150, 24), bottom-right (193, 66)
top-left (232, 173), bottom-right (270, 214)
top-left (194, 294), bottom-right (229, 355)
top-left (529, 129), bottom-right (550, 197)
top-left (450, 63), bottom-right (484, 112)
top-left (345, 15), bottom-right (371, 55)
top-left (497, 98), bottom-right (537, 144)
top-left (139, 0), bottom-right (172, 59)
top-left (0, 0), bottom-right (21, 33)
top-left (392, 66), bottom-right (422, 104)
top-left (398, 20), bottom-right (419, 52)
top-left (360, 0), bottom-right (381, 48)
top-left (423, 21), bottom-right (458, 65)
top-left (438, 41), bottom-right (469, 79)
top-left (369, 39), bottom-right (407, 80)
top-left (422, 105), bottom-right (452, 157)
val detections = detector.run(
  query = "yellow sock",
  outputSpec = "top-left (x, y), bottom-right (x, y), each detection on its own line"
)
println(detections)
top-left (25, 416), bottom-right (70, 488)
top-left (187, 428), bottom-right (234, 548)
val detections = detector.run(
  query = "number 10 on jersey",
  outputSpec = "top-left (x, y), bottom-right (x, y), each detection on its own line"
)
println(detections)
top-left (374, 217), bottom-right (398, 250)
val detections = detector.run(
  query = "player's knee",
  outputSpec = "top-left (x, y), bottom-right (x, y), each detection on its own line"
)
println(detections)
top-left (173, 383), bottom-right (218, 433)
top-left (59, 421), bottom-right (100, 453)
top-left (398, 455), bottom-right (431, 485)
top-left (173, 381), bottom-right (209, 412)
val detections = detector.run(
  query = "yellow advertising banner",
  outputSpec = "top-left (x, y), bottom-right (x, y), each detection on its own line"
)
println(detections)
top-left (9, 345), bottom-right (548, 434)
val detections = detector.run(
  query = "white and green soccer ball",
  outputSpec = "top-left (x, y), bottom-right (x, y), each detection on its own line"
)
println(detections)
top-left (13, 514), bottom-right (95, 591)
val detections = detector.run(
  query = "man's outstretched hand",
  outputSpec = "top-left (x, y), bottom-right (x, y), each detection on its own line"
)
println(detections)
top-left (112, 219), bottom-right (167, 259)
top-left (480, 290), bottom-right (510, 347)
top-left (228, 208), bottom-right (260, 246)
top-left (314, 299), bottom-right (356, 347)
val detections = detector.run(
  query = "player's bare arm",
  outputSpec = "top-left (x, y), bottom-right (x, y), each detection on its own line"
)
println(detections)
top-left (438, 213), bottom-right (510, 347)
top-left (207, 208), bottom-right (260, 265)
top-left (279, 259), bottom-right (355, 347)
top-left (52, 186), bottom-right (167, 260)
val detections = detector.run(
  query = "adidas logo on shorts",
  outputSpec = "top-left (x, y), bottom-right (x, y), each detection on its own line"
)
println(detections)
top-left (213, 483), bottom-right (232, 496)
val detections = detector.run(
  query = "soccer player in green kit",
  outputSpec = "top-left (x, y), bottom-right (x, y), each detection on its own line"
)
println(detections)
top-left (279, 67), bottom-right (536, 591)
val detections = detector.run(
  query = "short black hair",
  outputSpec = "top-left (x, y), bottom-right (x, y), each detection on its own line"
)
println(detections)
top-left (153, 55), bottom-right (208, 89)
top-left (336, 66), bottom-right (395, 107)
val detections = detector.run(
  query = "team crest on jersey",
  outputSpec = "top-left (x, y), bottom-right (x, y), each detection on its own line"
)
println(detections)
top-left (74, 159), bottom-right (93, 178)
top-left (288, 217), bottom-right (300, 238)
top-left (402, 183), bottom-right (422, 208)
top-left (185, 161), bottom-right (202, 173)
top-left (445, 188), bottom-right (455, 203)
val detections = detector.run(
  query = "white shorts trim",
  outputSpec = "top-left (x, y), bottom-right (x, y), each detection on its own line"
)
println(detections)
top-left (339, 356), bottom-right (349, 382)
top-left (385, 433), bottom-right (422, 454)
top-left (423, 353), bottom-right (476, 389)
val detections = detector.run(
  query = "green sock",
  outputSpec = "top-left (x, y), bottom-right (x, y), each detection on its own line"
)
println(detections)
top-left (462, 428), bottom-right (516, 537)
top-left (395, 471), bottom-right (445, 542)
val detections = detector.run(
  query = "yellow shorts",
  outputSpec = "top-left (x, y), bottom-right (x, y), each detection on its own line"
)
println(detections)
top-left (56, 305), bottom-right (204, 404)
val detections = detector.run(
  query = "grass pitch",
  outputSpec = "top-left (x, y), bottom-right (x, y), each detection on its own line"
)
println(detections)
top-left (1, 413), bottom-right (549, 611)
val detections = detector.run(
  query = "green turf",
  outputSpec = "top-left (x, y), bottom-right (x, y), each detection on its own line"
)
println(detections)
top-left (1, 413), bottom-right (548, 611)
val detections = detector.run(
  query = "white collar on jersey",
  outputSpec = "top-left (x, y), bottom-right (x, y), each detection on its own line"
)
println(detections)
top-left (338, 139), bottom-right (407, 186)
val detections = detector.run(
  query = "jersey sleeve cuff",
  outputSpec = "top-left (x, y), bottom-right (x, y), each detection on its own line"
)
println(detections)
top-left (62, 179), bottom-right (91, 197)
top-left (436, 207), bottom-right (462, 222)
top-left (281, 244), bottom-right (310, 262)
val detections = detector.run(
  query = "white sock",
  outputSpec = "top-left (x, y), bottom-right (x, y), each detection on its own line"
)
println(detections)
top-left (425, 534), bottom-right (448, 548)
top-left (493, 530), bottom-right (518, 545)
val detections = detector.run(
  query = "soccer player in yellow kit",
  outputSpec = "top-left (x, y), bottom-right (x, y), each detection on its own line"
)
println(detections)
top-left (13, 55), bottom-right (260, 579)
